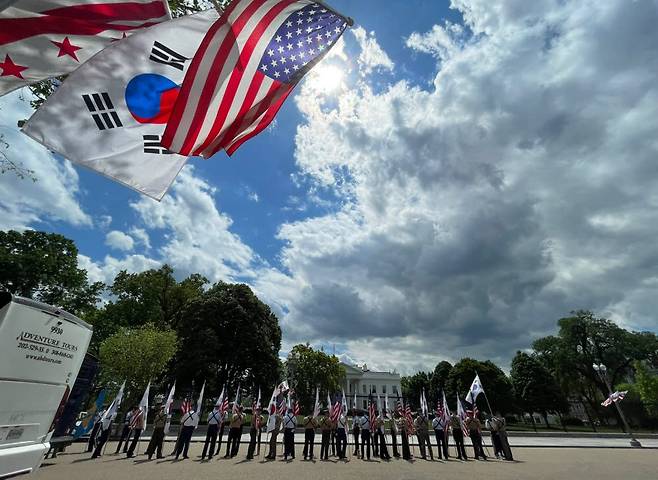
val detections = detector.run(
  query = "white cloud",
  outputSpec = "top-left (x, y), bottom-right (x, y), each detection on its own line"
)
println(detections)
top-left (350, 26), bottom-right (394, 75)
top-left (97, 215), bottom-right (112, 229)
top-left (105, 230), bottom-right (134, 251)
top-left (129, 227), bottom-right (151, 250)
top-left (406, 22), bottom-right (467, 62)
top-left (0, 91), bottom-right (90, 230)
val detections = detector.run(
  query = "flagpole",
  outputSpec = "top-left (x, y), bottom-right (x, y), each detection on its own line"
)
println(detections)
top-left (475, 370), bottom-right (495, 416)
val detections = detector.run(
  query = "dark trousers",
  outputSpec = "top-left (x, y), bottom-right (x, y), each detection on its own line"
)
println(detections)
top-left (330, 430), bottom-right (336, 456)
top-left (470, 431), bottom-right (487, 459)
top-left (491, 431), bottom-right (503, 457)
top-left (352, 428), bottom-right (360, 454)
top-left (434, 429), bottom-right (448, 459)
top-left (226, 426), bottom-right (242, 457)
top-left (360, 429), bottom-right (371, 460)
top-left (175, 425), bottom-right (194, 459)
top-left (453, 430), bottom-right (467, 459)
top-left (391, 430), bottom-right (399, 457)
top-left (202, 423), bottom-right (218, 459)
top-left (267, 431), bottom-right (278, 458)
top-left (214, 424), bottom-right (225, 456)
top-left (320, 430), bottom-right (330, 459)
top-left (247, 426), bottom-right (258, 459)
top-left (377, 431), bottom-right (390, 459)
top-left (284, 428), bottom-right (295, 458)
top-left (115, 425), bottom-right (131, 453)
top-left (372, 428), bottom-right (379, 456)
top-left (499, 431), bottom-right (513, 460)
top-left (91, 428), bottom-right (110, 458)
top-left (418, 432), bottom-right (433, 459)
top-left (145, 427), bottom-right (164, 459)
top-left (303, 429), bottom-right (315, 458)
top-left (86, 422), bottom-right (101, 452)
top-left (401, 431), bottom-right (411, 460)
top-left (126, 428), bottom-right (142, 457)
top-left (336, 428), bottom-right (347, 458)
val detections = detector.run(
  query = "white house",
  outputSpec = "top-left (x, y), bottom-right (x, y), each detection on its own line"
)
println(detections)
top-left (341, 362), bottom-right (401, 410)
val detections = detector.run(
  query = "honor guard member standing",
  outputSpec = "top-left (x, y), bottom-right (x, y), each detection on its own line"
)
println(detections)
top-left (414, 411), bottom-right (433, 460)
top-left (86, 408), bottom-right (105, 453)
top-left (283, 407), bottom-right (297, 460)
top-left (175, 407), bottom-right (197, 460)
top-left (375, 415), bottom-right (390, 460)
top-left (202, 406), bottom-right (221, 460)
top-left (432, 413), bottom-right (449, 459)
top-left (125, 406), bottom-right (145, 458)
top-left (265, 410), bottom-right (282, 460)
top-left (91, 409), bottom-right (115, 459)
top-left (336, 408), bottom-right (348, 459)
top-left (491, 413), bottom-right (513, 460)
top-left (302, 413), bottom-right (318, 459)
top-left (115, 406), bottom-right (137, 454)
top-left (246, 409), bottom-right (264, 460)
top-left (330, 419), bottom-right (337, 457)
top-left (145, 404), bottom-right (166, 460)
top-left (486, 415), bottom-right (502, 459)
top-left (450, 412), bottom-right (468, 460)
top-left (390, 413), bottom-right (400, 458)
top-left (398, 415), bottom-right (412, 460)
top-left (465, 410), bottom-right (487, 460)
top-left (213, 408), bottom-right (227, 457)
top-left (319, 410), bottom-right (332, 460)
top-left (225, 406), bottom-right (244, 458)
top-left (351, 411), bottom-right (360, 457)
top-left (359, 411), bottom-right (371, 461)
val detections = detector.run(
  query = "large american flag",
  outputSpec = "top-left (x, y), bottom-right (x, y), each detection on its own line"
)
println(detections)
top-left (162, 0), bottom-right (348, 157)
top-left (330, 400), bottom-right (340, 423)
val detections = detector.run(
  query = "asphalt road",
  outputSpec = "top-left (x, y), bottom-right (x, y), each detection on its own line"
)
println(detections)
top-left (36, 442), bottom-right (658, 480)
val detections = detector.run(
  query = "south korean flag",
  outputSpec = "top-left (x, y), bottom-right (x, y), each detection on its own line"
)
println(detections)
top-left (22, 9), bottom-right (219, 200)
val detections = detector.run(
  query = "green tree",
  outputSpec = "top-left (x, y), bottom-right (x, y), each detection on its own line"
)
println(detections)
top-left (510, 351), bottom-right (569, 427)
top-left (429, 361), bottom-right (453, 403)
top-left (173, 282), bottom-right (282, 399)
top-left (0, 230), bottom-right (103, 316)
top-left (99, 325), bottom-right (177, 408)
top-left (633, 361), bottom-right (658, 417)
top-left (285, 344), bottom-right (345, 412)
top-left (401, 371), bottom-right (432, 410)
top-left (89, 265), bottom-right (206, 352)
top-left (446, 358), bottom-right (515, 415)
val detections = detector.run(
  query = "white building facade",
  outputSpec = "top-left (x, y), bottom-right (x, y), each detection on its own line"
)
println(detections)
top-left (341, 362), bottom-right (402, 410)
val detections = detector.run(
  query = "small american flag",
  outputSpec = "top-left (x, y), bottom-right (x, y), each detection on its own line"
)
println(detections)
top-left (293, 399), bottom-right (300, 417)
top-left (404, 403), bottom-right (415, 435)
top-left (368, 393), bottom-right (376, 428)
top-left (330, 400), bottom-right (341, 423)
top-left (457, 398), bottom-right (469, 437)
top-left (395, 395), bottom-right (403, 416)
top-left (162, 0), bottom-right (349, 157)
top-left (277, 396), bottom-right (287, 415)
top-left (180, 397), bottom-right (192, 415)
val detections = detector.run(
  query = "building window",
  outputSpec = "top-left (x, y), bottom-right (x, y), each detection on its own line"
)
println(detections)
top-left (393, 385), bottom-right (398, 394)
top-left (363, 400), bottom-right (367, 409)
top-left (383, 385), bottom-right (387, 394)
top-left (363, 384), bottom-right (366, 394)
top-left (372, 385), bottom-right (377, 393)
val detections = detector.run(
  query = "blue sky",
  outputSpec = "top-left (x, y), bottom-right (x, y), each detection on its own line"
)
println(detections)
top-left (2, 0), bottom-right (658, 374)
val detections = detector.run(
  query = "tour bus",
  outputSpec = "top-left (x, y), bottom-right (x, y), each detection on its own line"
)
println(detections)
top-left (0, 292), bottom-right (93, 478)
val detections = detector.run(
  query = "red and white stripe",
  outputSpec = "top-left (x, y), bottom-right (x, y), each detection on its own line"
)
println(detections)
top-left (162, 0), bottom-right (311, 158)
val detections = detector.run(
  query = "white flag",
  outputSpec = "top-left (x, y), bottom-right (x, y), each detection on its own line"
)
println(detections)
top-left (384, 392), bottom-right (389, 418)
top-left (442, 390), bottom-right (451, 422)
top-left (353, 391), bottom-right (357, 412)
top-left (312, 387), bottom-right (320, 418)
top-left (132, 381), bottom-right (150, 429)
top-left (22, 9), bottom-right (219, 200)
top-left (163, 381), bottom-right (175, 434)
top-left (100, 380), bottom-right (125, 425)
top-left (341, 390), bottom-right (347, 415)
top-left (0, 0), bottom-right (171, 96)
top-left (232, 385), bottom-right (241, 414)
top-left (194, 381), bottom-right (205, 428)
top-left (215, 385), bottom-right (225, 408)
top-left (465, 374), bottom-right (484, 404)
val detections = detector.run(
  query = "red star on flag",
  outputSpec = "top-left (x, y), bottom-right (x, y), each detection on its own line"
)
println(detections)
top-left (0, 54), bottom-right (28, 79)
top-left (51, 36), bottom-right (83, 61)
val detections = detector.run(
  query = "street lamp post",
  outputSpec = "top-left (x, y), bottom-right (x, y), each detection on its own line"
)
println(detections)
top-left (592, 363), bottom-right (642, 448)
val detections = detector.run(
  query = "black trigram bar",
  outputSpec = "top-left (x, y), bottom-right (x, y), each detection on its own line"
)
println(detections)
top-left (149, 41), bottom-right (187, 71)
top-left (82, 92), bottom-right (123, 130)
top-left (143, 134), bottom-right (174, 155)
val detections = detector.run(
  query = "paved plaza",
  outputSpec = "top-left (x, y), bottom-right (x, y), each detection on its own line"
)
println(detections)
top-left (36, 441), bottom-right (658, 480)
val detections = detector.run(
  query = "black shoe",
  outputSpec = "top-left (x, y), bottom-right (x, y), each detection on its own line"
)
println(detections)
top-left (157, 456), bottom-right (164, 459)
top-left (183, 456), bottom-right (189, 459)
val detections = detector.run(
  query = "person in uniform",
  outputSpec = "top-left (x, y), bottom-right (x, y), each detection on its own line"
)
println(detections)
top-left (283, 407), bottom-right (297, 460)
top-left (375, 414), bottom-right (390, 460)
top-left (372, 412), bottom-right (379, 457)
top-left (225, 406), bottom-right (244, 458)
top-left (398, 416), bottom-right (411, 460)
top-left (390, 413), bottom-right (400, 458)
top-left (91, 409), bottom-right (115, 459)
top-left (302, 413), bottom-right (317, 460)
top-left (202, 406), bottom-right (221, 460)
top-left (319, 410), bottom-right (332, 460)
top-left (247, 409), bottom-right (264, 460)
top-left (450, 412), bottom-right (468, 460)
top-left (486, 415), bottom-right (502, 459)
top-left (351, 411), bottom-right (360, 457)
top-left (336, 409), bottom-right (348, 459)
top-left (432, 413), bottom-right (449, 459)
top-left (491, 413), bottom-right (513, 460)
top-left (125, 407), bottom-right (145, 458)
top-left (265, 411), bottom-right (282, 460)
top-left (330, 419), bottom-right (337, 457)
top-left (465, 410), bottom-right (487, 460)
top-left (211, 409), bottom-right (227, 457)
top-left (145, 404), bottom-right (166, 460)
top-left (86, 408), bottom-right (105, 453)
top-left (115, 406), bottom-right (137, 454)
top-left (414, 411), bottom-right (433, 460)
top-left (359, 412), bottom-right (371, 460)
top-left (175, 408), bottom-right (197, 460)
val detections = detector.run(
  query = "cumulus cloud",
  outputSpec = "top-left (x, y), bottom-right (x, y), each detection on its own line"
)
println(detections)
top-left (350, 26), bottom-right (394, 75)
top-left (0, 92), bottom-right (90, 230)
top-left (263, 0), bottom-right (658, 373)
top-left (105, 230), bottom-right (135, 251)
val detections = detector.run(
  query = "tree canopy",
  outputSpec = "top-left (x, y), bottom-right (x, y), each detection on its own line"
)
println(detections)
top-left (401, 371), bottom-right (431, 410)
